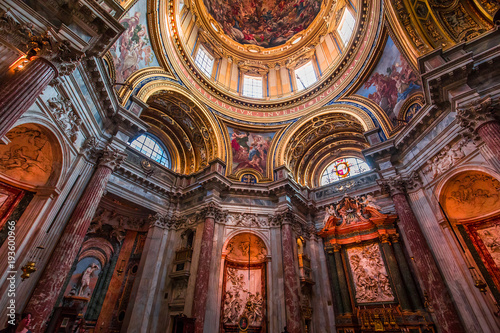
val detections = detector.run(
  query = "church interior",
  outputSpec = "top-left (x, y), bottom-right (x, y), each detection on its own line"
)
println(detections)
top-left (1, 0), bottom-right (500, 332)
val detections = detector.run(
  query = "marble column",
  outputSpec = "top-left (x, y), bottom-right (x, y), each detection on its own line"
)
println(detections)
top-left (390, 234), bottom-right (424, 310)
top-left (25, 147), bottom-right (125, 332)
top-left (280, 211), bottom-right (302, 333)
top-left (333, 244), bottom-right (352, 314)
top-left (325, 246), bottom-right (344, 314)
top-left (0, 57), bottom-right (57, 139)
top-left (378, 178), bottom-right (465, 333)
top-left (379, 235), bottom-right (412, 311)
top-left (457, 96), bottom-right (500, 161)
top-left (192, 203), bottom-right (221, 333)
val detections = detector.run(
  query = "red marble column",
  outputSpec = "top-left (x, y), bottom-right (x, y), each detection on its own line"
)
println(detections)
top-left (384, 181), bottom-right (465, 333)
top-left (477, 121), bottom-right (500, 161)
top-left (0, 57), bottom-right (57, 139)
top-left (192, 203), bottom-right (220, 333)
top-left (281, 213), bottom-right (302, 333)
top-left (25, 147), bottom-right (125, 333)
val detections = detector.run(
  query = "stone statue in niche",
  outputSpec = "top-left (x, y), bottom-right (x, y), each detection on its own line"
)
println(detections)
top-left (347, 243), bottom-right (394, 303)
top-left (79, 263), bottom-right (99, 296)
top-left (69, 262), bottom-right (100, 297)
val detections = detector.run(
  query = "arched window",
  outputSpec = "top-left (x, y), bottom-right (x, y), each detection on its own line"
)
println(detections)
top-left (130, 133), bottom-right (171, 168)
top-left (320, 157), bottom-right (370, 186)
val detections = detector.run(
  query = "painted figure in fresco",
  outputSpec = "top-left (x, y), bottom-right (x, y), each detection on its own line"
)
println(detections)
top-left (230, 129), bottom-right (273, 175)
top-left (357, 39), bottom-right (422, 125)
top-left (203, 0), bottom-right (322, 48)
top-left (110, 6), bottom-right (156, 83)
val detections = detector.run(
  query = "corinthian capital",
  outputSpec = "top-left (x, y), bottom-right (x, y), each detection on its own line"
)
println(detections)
top-left (456, 96), bottom-right (496, 134)
top-left (98, 146), bottom-right (126, 171)
top-left (0, 10), bottom-right (83, 76)
top-left (200, 202), bottom-right (223, 221)
top-left (377, 177), bottom-right (406, 196)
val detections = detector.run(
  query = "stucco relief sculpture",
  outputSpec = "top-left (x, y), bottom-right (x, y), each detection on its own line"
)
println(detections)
top-left (348, 243), bottom-right (394, 303)
top-left (0, 125), bottom-right (54, 186)
top-left (225, 233), bottom-right (267, 262)
top-left (226, 212), bottom-right (269, 227)
top-left (423, 139), bottom-right (468, 179)
top-left (443, 171), bottom-right (500, 220)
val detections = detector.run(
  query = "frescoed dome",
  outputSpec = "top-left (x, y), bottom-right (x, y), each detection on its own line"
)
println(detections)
top-left (202, 0), bottom-right (323, 48)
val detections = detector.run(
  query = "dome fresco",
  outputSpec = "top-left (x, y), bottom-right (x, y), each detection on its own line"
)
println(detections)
top-left (203, 0), bottom-right (323, 48)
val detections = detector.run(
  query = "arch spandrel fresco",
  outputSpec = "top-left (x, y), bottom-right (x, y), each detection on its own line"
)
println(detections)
top-left (355, 36), bottom-right (422, 126)
top-left (0, 124), bottom-right (56, 187)
top-left (110, 0), bottom-right (159, 84)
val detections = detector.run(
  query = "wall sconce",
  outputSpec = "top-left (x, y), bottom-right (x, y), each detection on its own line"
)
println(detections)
top-left (20, 246), bottom-right (44, 281)
top-left (21, 261), bottom-right (37, 281)
top-left (116, 259), bottom-right (126, 276)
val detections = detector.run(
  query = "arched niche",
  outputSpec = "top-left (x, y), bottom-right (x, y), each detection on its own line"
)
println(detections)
top-left (0, 123), bottom-right (63, 189)
top-left (439, 170), bottom-right (500, 295)
top-left (221, 232), bottom-right (267, 331)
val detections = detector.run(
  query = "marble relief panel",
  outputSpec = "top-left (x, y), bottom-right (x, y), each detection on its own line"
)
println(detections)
top-left (222, 267), bottom-right (265, 326)
top-left (347, 243), bottom-right (394, 304)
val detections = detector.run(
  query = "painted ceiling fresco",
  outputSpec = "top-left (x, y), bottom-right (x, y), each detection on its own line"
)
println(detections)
top-left (228, 127), bottom-right (275, 176)
top-left (110, 0), bottom-right (159, 83)
top-left (203, 0), bottom-right (323, 48)
top-left (356, 37), bottom-right (422, 126)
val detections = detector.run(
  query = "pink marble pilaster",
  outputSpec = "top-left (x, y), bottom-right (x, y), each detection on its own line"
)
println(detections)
top-left (192, 203), bottom-right (220, 333)
top-left (0, 57), bottom-right (57, 139)
top-left (391, 192), bottom-right (465, 333)
top-left (281, 220), bottom-right (302, 333)
top-left (25, 148), bottom-right (125, 332)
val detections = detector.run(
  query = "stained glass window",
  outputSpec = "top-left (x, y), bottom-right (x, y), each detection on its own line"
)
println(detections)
top-left (321, 157), bottom-right (370, 185)
top-left (130, 133), bottom-right (171, 168)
